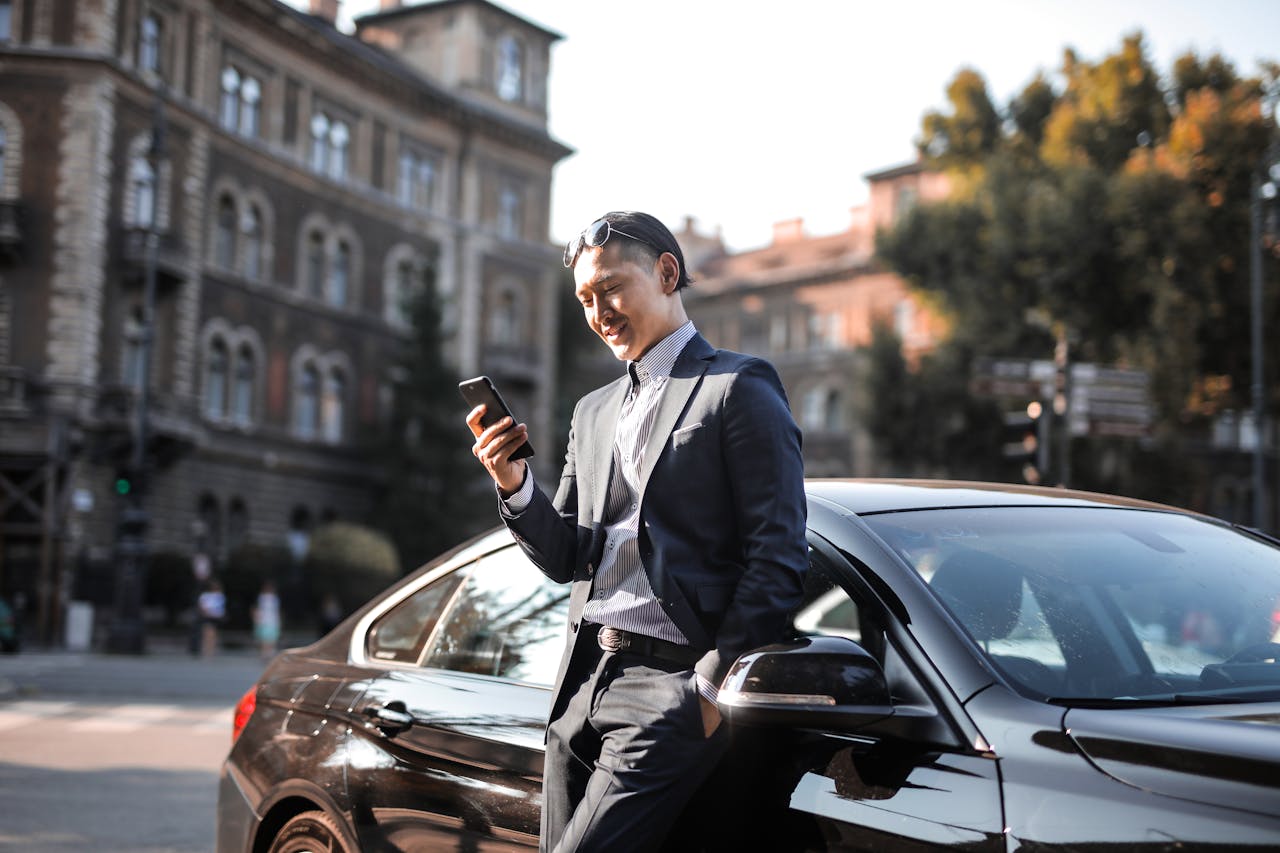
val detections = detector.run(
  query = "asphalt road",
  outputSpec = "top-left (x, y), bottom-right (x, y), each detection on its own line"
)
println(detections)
top-left (0, 646), bottom-right (270, 853)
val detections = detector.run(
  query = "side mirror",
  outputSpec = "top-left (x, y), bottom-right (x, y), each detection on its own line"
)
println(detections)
top-left (717, 636), bottom-right (894, 730)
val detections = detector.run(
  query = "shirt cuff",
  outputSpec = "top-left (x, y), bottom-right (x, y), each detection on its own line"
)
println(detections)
top-left (695, 674), bottom-right (719, 705)
top-left (500, 468), bottom-right (535, 513)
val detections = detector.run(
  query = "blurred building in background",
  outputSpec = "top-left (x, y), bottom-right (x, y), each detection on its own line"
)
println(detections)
top-left (683, 162), bottom-right (951, 476)
top-left (0, 0), bottom-right (570, 643)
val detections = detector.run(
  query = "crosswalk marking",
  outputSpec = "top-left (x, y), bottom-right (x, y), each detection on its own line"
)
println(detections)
top-left (0, 699), bottom-right (233, 735)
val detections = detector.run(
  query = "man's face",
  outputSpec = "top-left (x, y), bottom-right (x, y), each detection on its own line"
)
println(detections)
top-left (573, 242), bottom-right (679, 362)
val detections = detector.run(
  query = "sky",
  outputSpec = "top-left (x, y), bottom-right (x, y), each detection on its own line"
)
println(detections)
top-left (311, 0), bottom-right (1280, 252)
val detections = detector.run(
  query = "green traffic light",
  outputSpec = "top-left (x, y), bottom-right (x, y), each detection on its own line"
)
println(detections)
top-left (116, 477), bottom-right (131, 496)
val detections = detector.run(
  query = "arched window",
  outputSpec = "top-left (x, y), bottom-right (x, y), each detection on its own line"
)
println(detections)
top-left (287, 506), bottom-right (312, 563)
top-left (242, 204), bottom-right (262, 280)
top-left (204, 337), bottom-right (229, 419)
top-left (295, 363), bottom-right (319, 439)
top-left (824, 389), bottom-right (843, 432)
top-left (215, 195), bottom-right (236, 269)
top-left (130, 156), bottom-right (156, 228)
top-left (496, 35), bottom-right (523, 102)
top-left (306, 231), bottom-right (325, 297)
top-left (329, 240), bottom-right (349, 307)
top-left (321, 368), bottom-right (346, 444)
top-left (227, 498), bottom-right (249, 553)
top-left (219, 66), bottom-right (240, 130)
top-left (198, 493), bottom-right (222, 561)
top-left (139, 13), bottom-right (161, 74)
top-left (391, 259), bottom-right (416, 327)
top-left (232, 344), bottom-right (254, 426)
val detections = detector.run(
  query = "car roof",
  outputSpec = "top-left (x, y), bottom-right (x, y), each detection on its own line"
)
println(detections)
top-left (806, 478), bottom-right (1192, 517)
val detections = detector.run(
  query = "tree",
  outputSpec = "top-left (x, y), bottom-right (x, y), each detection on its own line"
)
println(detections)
top-left (368, 266), bottom-right (491, 572)
top-left (878, 32), bottom-right (1279, 506)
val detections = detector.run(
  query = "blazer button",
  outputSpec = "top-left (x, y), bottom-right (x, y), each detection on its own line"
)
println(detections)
top-left (586, 562), bottom-right (595, 576)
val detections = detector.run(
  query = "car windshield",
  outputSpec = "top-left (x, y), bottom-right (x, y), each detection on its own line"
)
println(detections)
top-left (863, 506), bottom-right (1280, 705)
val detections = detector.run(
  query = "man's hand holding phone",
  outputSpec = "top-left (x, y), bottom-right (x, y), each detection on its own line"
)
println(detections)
top-left (460, 376), bottom-right (534, 497)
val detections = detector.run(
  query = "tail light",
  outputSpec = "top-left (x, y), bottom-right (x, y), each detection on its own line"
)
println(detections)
top-left (232, 685), bottom-right (257, 743)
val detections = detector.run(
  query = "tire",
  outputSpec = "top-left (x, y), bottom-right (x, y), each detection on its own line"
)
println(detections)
top-left (266, 810), bottom-right (353, 853)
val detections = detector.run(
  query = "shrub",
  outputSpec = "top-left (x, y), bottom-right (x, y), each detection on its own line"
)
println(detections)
top-left (302, 522), bottom-right (401, 619)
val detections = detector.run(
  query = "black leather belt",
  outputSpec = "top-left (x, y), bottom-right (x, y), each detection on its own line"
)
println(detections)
top-left (595, 625), bottom-right (702, 666)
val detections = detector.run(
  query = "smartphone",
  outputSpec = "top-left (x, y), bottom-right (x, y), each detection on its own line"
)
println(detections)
top-left (458, 376), bottom-right (535, 460)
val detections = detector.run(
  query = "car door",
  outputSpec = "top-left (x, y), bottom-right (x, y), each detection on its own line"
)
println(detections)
top-left (347, 544), bottom-right (568, 851)
top-left (691, 527), bottom-right (1006, 852)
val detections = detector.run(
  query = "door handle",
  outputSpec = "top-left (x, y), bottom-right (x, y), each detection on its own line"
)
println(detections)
top-left (364, 701), bottom-right (414, 734)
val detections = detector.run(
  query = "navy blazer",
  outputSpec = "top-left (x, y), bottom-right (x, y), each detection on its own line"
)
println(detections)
top-left (504, 334), bottom-right (808, 724)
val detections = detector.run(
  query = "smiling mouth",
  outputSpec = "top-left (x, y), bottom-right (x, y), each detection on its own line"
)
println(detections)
top-left (602, 322), bottom-right (627, 341)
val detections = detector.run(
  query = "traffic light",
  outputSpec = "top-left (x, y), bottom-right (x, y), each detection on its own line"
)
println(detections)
top-left (115, 470), bottom-right (133, 496)
top-left (1003, 401), bottom-right (1048, 484)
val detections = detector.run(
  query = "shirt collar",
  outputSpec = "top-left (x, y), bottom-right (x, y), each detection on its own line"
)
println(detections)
top-left (630, 321), bottom-right (697, 385)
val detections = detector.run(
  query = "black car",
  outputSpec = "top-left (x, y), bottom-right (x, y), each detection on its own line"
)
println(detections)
top-left (217, 480), bottom-right (1280, 852)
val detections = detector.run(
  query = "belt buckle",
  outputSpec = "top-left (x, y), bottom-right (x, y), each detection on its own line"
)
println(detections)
top-left (597, 627), bottom-right (626, 653)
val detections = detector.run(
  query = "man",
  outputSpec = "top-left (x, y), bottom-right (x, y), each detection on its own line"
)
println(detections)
top-left (468, 211), bottom-right (807, 852)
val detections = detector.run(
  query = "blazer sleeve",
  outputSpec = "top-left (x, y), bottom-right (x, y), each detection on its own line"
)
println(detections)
top-left (499, 401), bottom-right (583, 585)
top-left (695, 358), bottom-right (808, 686)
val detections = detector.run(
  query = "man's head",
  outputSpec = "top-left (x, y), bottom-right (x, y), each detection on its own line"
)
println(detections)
top-left (567, 211), bottom-right (691, 362)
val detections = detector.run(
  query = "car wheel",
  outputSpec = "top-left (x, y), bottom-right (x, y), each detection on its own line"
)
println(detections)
top-left (267, 810), bottom-right (353, 853)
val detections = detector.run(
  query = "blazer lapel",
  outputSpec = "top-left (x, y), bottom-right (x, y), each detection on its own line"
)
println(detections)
top-left (637, 335), bottom-right (714, 496)
top-left (588, 375), bottom-right (629, 525)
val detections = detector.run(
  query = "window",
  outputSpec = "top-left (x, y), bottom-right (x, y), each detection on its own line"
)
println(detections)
top-left (496, 35), bottom-right (523, 102)
top-left (204, 338), bottom-right (229, 419)
top-left (242, 205), bottom-right (262, 280)
top-left (329, 241), bottom-right (349, 307)
top-left (0, 1), bottom-right (11, 42)
top-left (769, 314), bottom-right (789, 353)
top-left (215, 195), bottom-right (236, 269)
top-left (310, 112), bottom-right (349, 181)
top-left (306, 231), bottom-right (325, 297)
top-left (0, 126), bottom-right (6, 184)
top-left (122, 307), bottom-right (145, 388)
top-left (397, 148), bottom-right (437, 210)
top-left (295, 363), bottom-right (319, 439)
top-left (130, 157), bottom-right (156, 228)
top-left (489, 288), bottom-right (521, 343)
top-left (498, 182), bottom-right (522, 240)
top-left (390, 259), bottom-right (417, 327)
top-left (422, 546), bottom-right (571, 685)
top-left (366, 572), bottom-right (465, 664)
top-left (321, 368), bottom-right (345, 443)
top-left (197, 494), bottom-right (221, 561)
top-left (232, 344), bottom-right (254, 426)
top-left (219, 67), bottom-right (240, 130)
top-left (139, 13), bottom-right (162, 74)
top-left (239, 77), bottom-right (261, 138)
top-left (227, 498), bottom-right (249, 553)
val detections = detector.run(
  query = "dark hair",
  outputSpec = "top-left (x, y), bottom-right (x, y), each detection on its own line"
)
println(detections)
top-left (598, 210), bottom-right (694, 291)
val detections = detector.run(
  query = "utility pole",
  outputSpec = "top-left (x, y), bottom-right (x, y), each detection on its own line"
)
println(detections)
top-left (106, 88), bottom-right (166, 653)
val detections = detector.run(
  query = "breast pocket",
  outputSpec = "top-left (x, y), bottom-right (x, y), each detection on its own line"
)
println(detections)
top-left (670, 422), bottom-right (705, 450)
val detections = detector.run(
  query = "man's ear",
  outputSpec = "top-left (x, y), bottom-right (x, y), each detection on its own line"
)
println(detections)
top-left (657, 252), bottom-right (681, 293)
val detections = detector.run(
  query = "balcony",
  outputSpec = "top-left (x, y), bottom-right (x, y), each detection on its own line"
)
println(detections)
top-left (0, 366), bottom-right (39, 416)
top-left (119, 225), bottom-right (188, 287)
top-left (0, 199), bottom-right (24, 264)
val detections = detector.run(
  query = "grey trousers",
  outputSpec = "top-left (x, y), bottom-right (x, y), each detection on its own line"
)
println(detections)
top-left (541, 646), bottom-right (729, 853)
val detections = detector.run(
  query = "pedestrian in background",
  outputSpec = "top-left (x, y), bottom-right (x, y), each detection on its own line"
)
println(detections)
top-left (253, 581), bottom-right (281, 659)
top-left (197, 580), bottom-right (226, 658)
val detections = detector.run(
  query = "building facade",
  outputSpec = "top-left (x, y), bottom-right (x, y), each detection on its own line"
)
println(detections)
top-left (0, 0), bottom-right (570, 643)
top-left (682, 162), bottom-right (950, 477)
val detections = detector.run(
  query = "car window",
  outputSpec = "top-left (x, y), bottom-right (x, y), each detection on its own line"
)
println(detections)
top-left (866, 506), bottom-right (1280, 703)
top-left (791, 543), bottom-right (886, 663)
top-left (366, 571), bottom-right (464, 664)
top-left (422, 545), bottom-right (570, 686)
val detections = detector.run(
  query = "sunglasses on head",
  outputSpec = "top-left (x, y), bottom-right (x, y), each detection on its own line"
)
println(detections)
top-left (563, 218), bottom-right (648, 268)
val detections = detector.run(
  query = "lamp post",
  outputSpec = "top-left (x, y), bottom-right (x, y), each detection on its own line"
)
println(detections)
top-left (106, 89), bottom-right (166, 653)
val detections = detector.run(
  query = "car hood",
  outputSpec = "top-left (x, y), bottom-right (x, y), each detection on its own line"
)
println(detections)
top-left (1064, 702), bottom-right (1280, 819)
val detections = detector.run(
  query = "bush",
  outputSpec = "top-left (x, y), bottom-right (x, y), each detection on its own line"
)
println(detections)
top-left (302, 522), bottom-right (401, 618)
